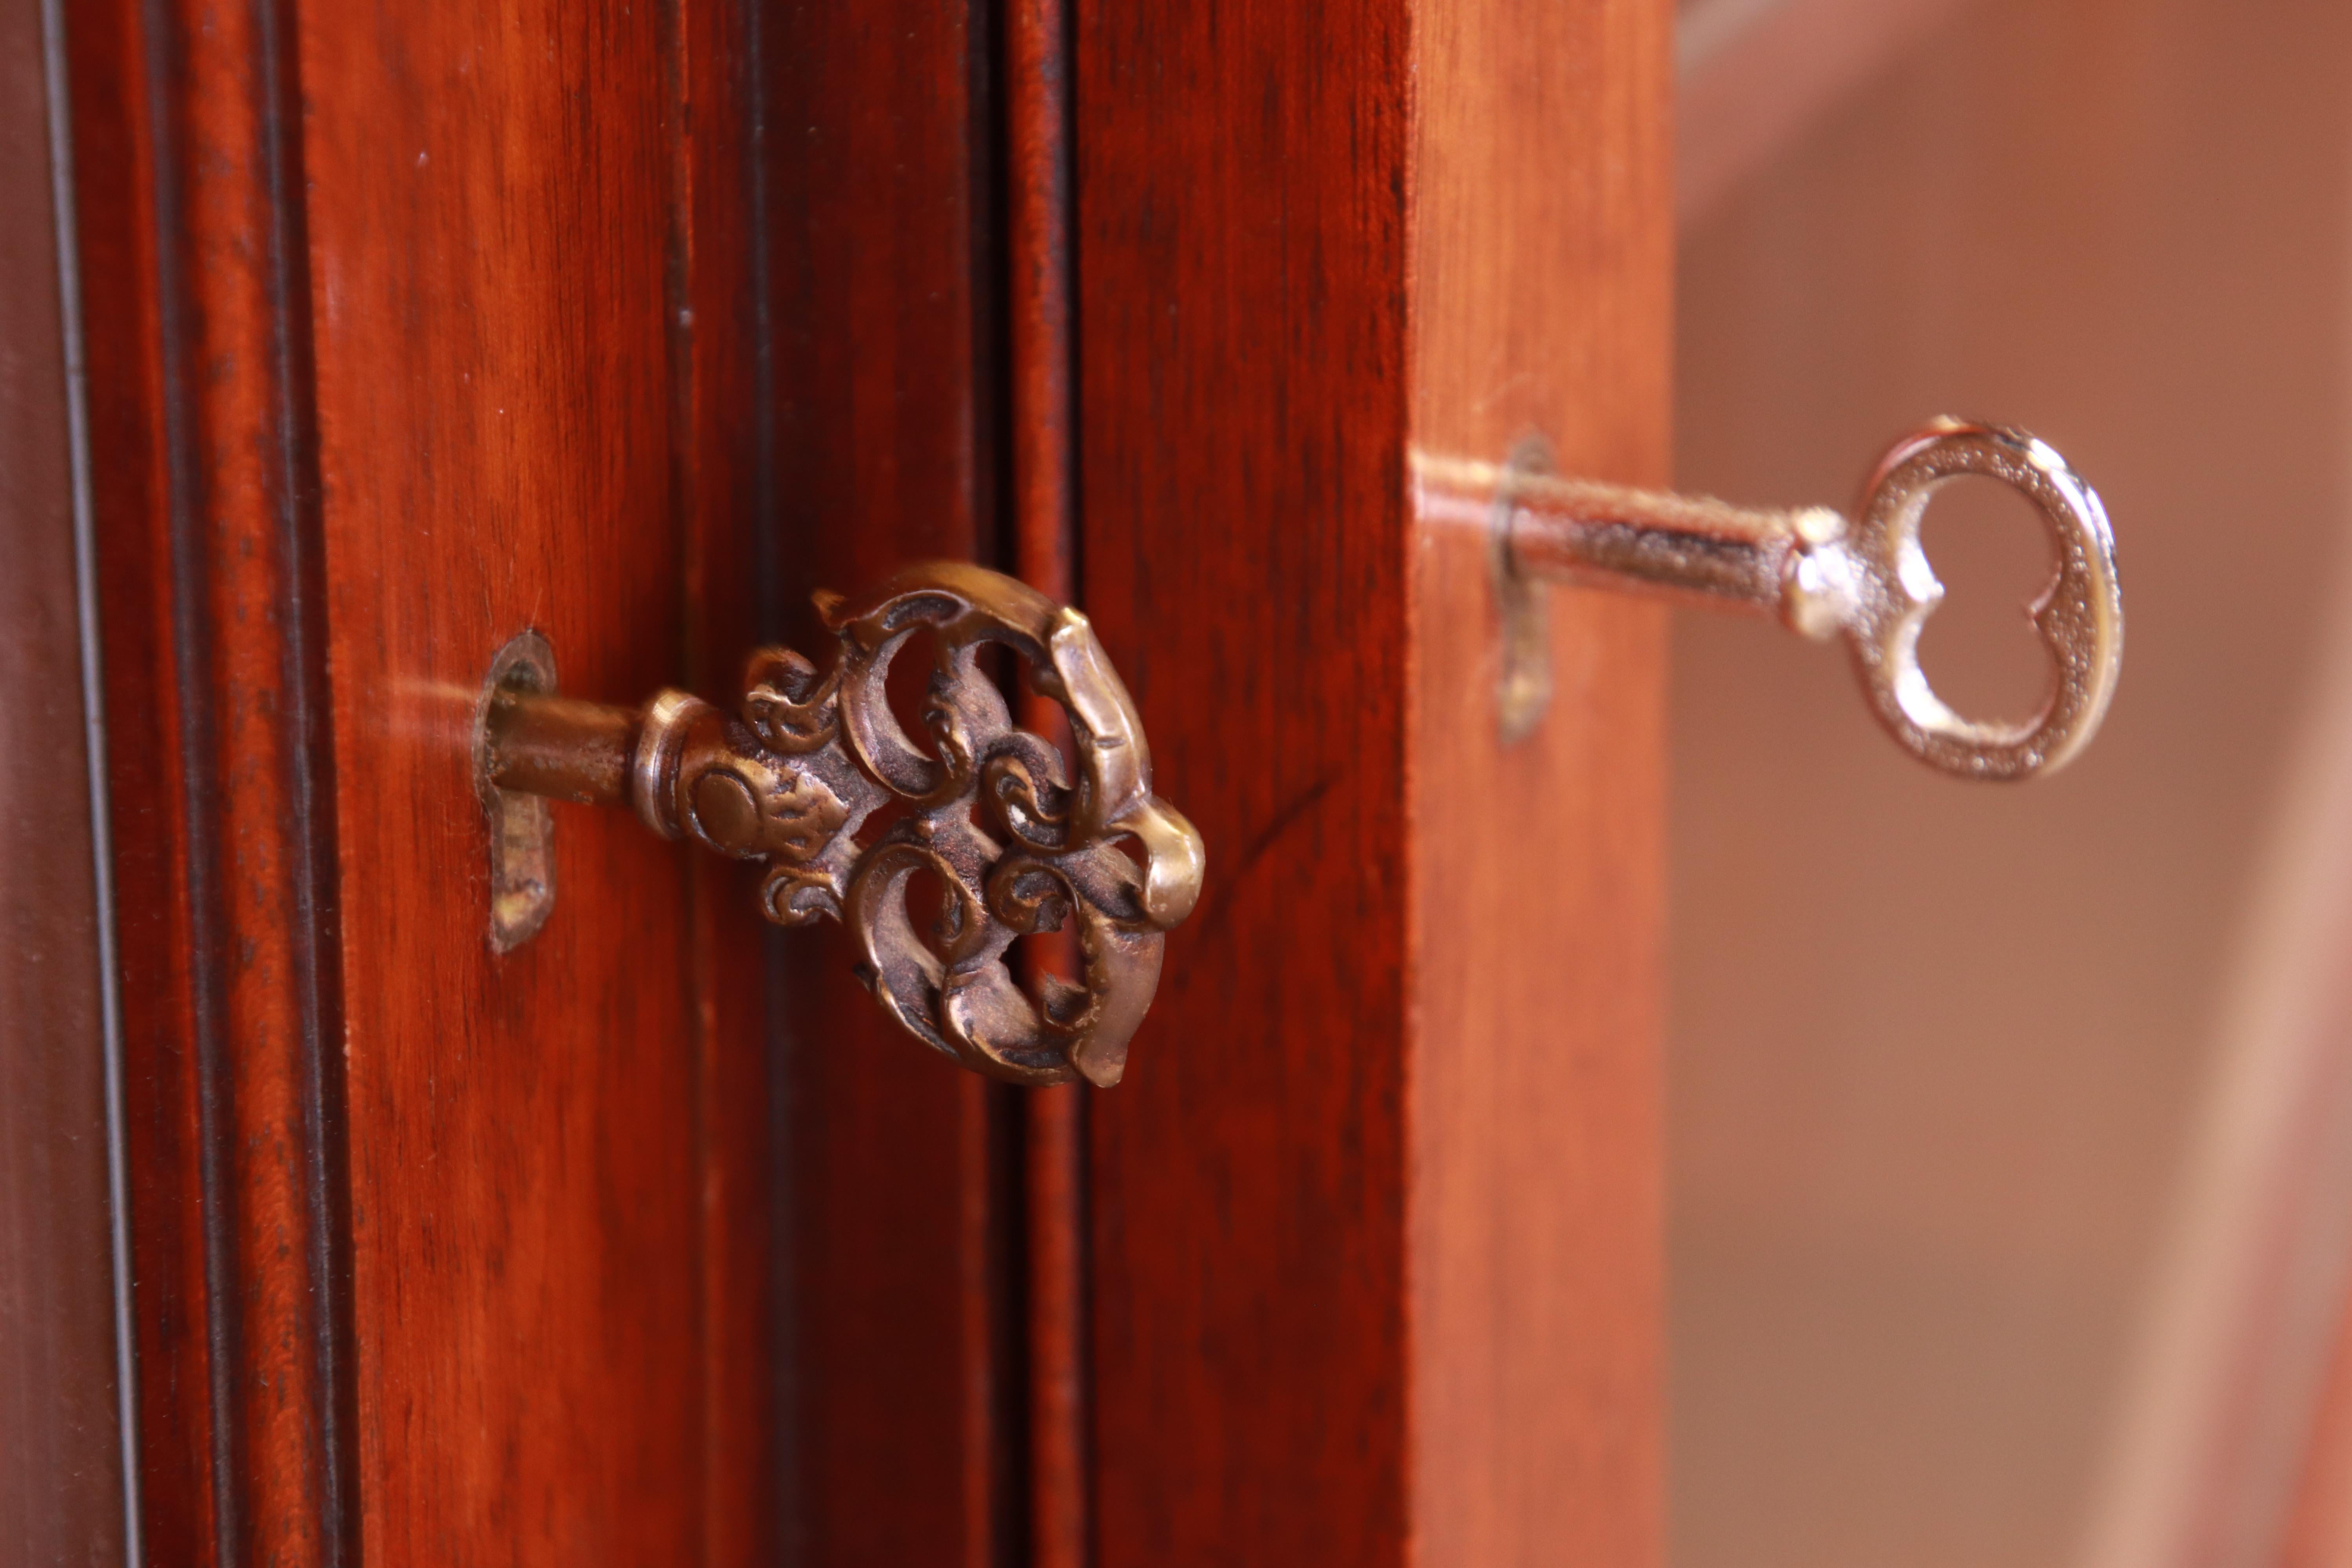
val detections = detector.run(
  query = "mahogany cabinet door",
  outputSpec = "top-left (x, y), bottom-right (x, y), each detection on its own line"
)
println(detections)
top-left (61, 0), bottom-right (1668, 1562)
top-left (1076, 4), bottom-right (1669, 1562)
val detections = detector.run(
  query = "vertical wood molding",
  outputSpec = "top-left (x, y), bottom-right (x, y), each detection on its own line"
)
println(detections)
top-left (75, 0), bottom-right (789, 1558)
top-left (1408, 0), bottom-right (1671, 1560)
top-left (1076, 2), bottom-right (1417, 1560)
top-left (66, 0), bottom-right (358, 1560)
top-left (74, 1), bottom-right (1029, 1557)
top-left (671, 0), bottom-right (778, 1562)
top-left (62, 0), bottom-right (212, 1550)
top-left (1078, 0), bottom-right (1669, 1560)
top-left (764, 5), bottom-right (1015, 1562)
top-left (1003, 0), bottom-right (1091, 1560)
top-left (53, 0), bottom-right (1670, 1557)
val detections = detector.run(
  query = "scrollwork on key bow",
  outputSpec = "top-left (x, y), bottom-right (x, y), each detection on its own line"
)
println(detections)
top-left (621, 561), bottom-right (1204, 1087)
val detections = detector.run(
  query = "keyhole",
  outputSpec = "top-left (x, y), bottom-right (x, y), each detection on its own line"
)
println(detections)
top-left (1913, 475), bottom-right (2060, 726)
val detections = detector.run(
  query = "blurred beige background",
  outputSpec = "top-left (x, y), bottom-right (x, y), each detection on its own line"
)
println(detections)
top-left (1670, 2), bottom-right (2352, 1566)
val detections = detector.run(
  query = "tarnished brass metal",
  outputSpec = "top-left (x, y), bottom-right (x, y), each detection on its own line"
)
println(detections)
top-left (477, 561), bottom-right (1205, 1087)
top-left (1413, 418), bottom-right (2125, 781)
top-left (475, 631), bottom-right (559, 952)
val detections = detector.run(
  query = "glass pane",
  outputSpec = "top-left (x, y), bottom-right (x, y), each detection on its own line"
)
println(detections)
top-left (1671, 3), bottom-right (2352, 1566)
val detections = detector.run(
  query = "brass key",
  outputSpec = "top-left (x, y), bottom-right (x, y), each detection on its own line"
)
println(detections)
top-left (1412, 417), bottom-right (2123, 780)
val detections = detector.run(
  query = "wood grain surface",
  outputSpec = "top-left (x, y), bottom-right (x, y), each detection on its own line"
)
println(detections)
top-left (1410, 0), bottom-right (1671, 1561)
top-left (1003, 0), bottom-right (1091, 1561)
top-left (69, 0), bottom-right (358, 1558)
top-left (71, 0), bottom-right (786, 1560)
top-left (1076, 0), bottom-right (1670, 1561)
top-left (301, 2), bottom-right (710, 1561)
top-left (62, 0), bottom-right (211, 1553)
top-left (1076, 2), bottom-right (1417, 1559)
top-left (71, 0), bottom-right (1056, 1557)
top-left (63, 0), bottom-right (1669, 1558)
top-left (764, 5), bottom-right (1017, 1563)
top-left (670, 2), bottom-right (779, 1562)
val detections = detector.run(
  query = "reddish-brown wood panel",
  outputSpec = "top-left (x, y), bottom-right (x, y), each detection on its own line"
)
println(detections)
top-left (1076, 2), bottom-right (1417, 1559)
top-left (1408, 0), bottom-right (1670, 1561)
top-left (764, 5), bottom-right (1014, 1564)
top-left (71, 0), bottom-right (358, 1559)
top-left (671, 2), bottom-right (780, 1561)
top-left (294, 0), bottom-right (771, 1559)
top-left (78, 0), bottom-right (1043, 1558)
top-left (73, 0), bottom-right (794, 1555)
top-left (63, 0), bottom-right (214, 1555)
top-left (68, 1), bottom-right (1665, 1560)
top-left (1076, 0), bottom-right (1669, 1561)
top-left (1003, 0), bottom-right (1090, 1560)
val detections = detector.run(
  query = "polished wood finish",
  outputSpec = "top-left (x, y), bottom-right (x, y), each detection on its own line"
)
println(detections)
top-left (764, 6), bottom-right (1012, 1562)
top-left (68, 0), bottom-right (356, 1557)
top-left (300, 0), bottom-right (770, 1559)
top-left (60, 0), bottom-right (206, 1550)
top-left (70, 0), bottom-right (779, 1559)
top-left (1004, 0), bottom-right (1090, 1556)
top-left (71, 0), bottom-right (1053, 1556)
top-left (65, 0), bottom-right (1670, 1557)
top-left (1410, 1), bottom-right (1670, 1559)
top-left (1076, 0), bottom-right (1668, 1561)
top-left (0, 0), bottom-right (130, 1557)
top-left (1077, 2), bottom-right (1411, 1552)
top-left (668, 8), bottom-right (778, 1555)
